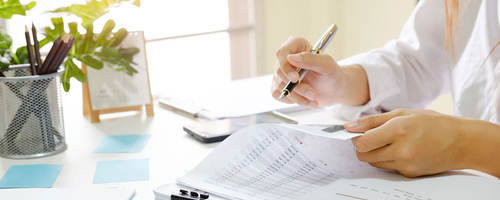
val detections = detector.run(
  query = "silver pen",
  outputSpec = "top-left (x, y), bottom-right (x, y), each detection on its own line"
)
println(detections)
top-left (279, 24), bottom-right (338, 99)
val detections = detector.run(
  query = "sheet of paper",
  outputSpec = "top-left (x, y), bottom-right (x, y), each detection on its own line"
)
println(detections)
top-left (0, 164), bottom-right (63, 188)
top-left (161, 75), bottom-right (300, 119)
top-left (177, 124), bottom-right (500, 200)
top-left (93, 159), bottom-right (149, 184)
top-left (0, 186), bottom-right (135, 200)
top-left (94, 134), bottom-right (151, 153)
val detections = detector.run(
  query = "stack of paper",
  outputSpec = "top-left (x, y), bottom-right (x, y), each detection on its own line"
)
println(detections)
top-left (156, 124), bottom-right (500, 200)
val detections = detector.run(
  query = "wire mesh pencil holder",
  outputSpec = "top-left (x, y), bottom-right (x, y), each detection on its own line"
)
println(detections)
top-left (0, 64), bottom-right (66, 159)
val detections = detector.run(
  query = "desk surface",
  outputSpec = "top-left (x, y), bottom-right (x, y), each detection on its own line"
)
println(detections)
top-left (3, 85), bottom-right (491, 200)
top-left (0, 87), bottom-right (217, 200)
top-left (0, 84), bottom-right (346, 200)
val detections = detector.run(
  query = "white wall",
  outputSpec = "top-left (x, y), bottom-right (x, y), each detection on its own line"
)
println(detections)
top-left (255, 0), bottom-right (454, 114)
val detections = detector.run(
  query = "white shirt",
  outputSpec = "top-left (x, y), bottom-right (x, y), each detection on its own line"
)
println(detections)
top-left (337, 0), bottom-right (500, 125)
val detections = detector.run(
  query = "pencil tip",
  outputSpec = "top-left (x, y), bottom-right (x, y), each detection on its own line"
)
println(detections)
top-left (62, 34), bottom-right (70, 42)
top-left (25, 25), bottom-right (28, 32)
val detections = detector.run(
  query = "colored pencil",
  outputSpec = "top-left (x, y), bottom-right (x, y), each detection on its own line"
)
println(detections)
top-left (24, 26), bottom-right (37, 75)
top-left (32, 23), bottom-right (42, 73)
top-left (40, 36), bottom-right (62, 74)
top-left (48, 37), bottom-right (74, 74)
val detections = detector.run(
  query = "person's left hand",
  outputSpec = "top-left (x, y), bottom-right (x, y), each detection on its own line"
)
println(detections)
top-left (344, 109), bottom-right (467, 178)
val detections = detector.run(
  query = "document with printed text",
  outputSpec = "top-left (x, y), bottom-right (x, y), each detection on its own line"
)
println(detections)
top-left (175, 124), bottom-right (500, 200)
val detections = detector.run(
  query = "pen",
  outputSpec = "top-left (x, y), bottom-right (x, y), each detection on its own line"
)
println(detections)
top-left (278, 24), bottom-right (338, 100)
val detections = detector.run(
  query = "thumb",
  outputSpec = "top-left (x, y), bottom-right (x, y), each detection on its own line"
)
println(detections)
top-left (287, 52), bottom-right (338, 75)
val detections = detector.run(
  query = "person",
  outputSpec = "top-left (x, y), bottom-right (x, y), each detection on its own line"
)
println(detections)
top-left (271, 0), bottom-right (500, 178)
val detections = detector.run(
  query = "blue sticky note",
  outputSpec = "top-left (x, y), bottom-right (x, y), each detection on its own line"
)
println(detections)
top-left (93, 159), bottom-right (149, 184)
top-left (0, 164), bottom-right (63, 188)
top-left (94, 134), bottom-right (151, 153)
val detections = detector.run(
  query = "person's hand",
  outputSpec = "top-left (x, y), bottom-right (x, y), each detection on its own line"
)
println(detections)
top-left (271, 36), bottom-right (345, 108)
top-left (344, 109), bottom-right (467, 178)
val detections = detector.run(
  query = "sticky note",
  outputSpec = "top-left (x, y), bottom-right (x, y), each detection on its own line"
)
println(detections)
top-left (94, 134), bottom-right (151, 153)
top-left (93, 159), bottom-right (149, 184)
top-left (0, 164), bottom-right (63, 188)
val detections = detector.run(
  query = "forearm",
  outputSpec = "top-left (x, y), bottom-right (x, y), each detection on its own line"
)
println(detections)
top-left (337, 64), bottom-right (370, 106)
top-left (459, 118), bottom-right (500, 177)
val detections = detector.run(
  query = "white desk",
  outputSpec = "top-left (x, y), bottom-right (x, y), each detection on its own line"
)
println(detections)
top-left (0, 85), bottom-right (220, 200)
top-left (0, 83), bottom-right (346, 200)
top-left (2, 85), bottom-right (493, 200)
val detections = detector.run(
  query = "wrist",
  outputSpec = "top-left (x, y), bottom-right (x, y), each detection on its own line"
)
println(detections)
top-left (455, 117), bottom-right (500, 176)
top-left (336, 64), bottom-right (370, 106)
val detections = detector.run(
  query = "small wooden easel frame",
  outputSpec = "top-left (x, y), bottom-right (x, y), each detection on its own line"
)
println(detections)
top-left (82, 31), bottom-right (154, 123)
top-left (82, 65), bottom-right (154, 123)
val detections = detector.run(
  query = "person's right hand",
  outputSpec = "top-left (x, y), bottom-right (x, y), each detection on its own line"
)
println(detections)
top-left (271, 36), bottom-right (345, 108)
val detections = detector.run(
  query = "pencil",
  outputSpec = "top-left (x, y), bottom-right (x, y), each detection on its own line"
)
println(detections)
top-left (49, 37), bottom-right (74, 73)
top-left (40, 36), bottom-right (62, 74)
top-left (24, 26), bottom-right (37, 75)
top-left (32, 23), bottom-right (42, 73)
top-left (45, 35), bottom-right (71, 74)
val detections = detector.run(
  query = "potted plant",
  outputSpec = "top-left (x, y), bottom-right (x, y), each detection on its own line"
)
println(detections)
top-left (0, 0), bottom-right (142, 158)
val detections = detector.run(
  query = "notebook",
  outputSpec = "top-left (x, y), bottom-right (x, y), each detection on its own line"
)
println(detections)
top-left (155, 123), bottom-right (500, 200)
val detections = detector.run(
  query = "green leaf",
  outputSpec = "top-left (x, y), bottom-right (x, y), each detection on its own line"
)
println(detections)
top-left (80, 24), bottom-right (95, 54)
top-left (108, 28), bottom-right (127, 47)
top-left (118, 47), bottom-right (139, 61)
top-left (95, 47), bottom-right (138, 75)
top-left (0, 51), bottom-right (11, 69)
top-left (79, 55), bottom-right (103, 69)
top-left (68, 22), bottom-right (78, 35)
top-left (42, 17), bottom-right (67, 43)
top-left (14, 46), bottom-right (28, 64)
top-left (96, 19), bottom-right (115, 46)
top-left (62, 58), bottom-right (87, 92)
top-left (0, 0), bottom-right (36, 19)
top-left (0, 31), bottom-right (12, 50)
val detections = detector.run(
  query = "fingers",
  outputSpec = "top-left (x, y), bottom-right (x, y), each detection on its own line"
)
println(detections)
top-left (271, 74), bottom-right (318, 108)
top-left (271, 76), bottom-right (293, 104)
top-left (352, 121), bottom-right (398, 153)
top-left (288, 91), bottom-right (318, 108)
top-left (293, 83), bottom-right (318, 100)
top-left (276, 37), bottom-right (311, 82)
top-left (356, 145), bottom-right (395, 163)
top-left (287, 52), bottom-right (338, 75)
top-left (344, 109), bottom-right (408, 132)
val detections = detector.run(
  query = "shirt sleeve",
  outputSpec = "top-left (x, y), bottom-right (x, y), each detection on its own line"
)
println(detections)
top-left (333, 0), bottom-right (453, 120)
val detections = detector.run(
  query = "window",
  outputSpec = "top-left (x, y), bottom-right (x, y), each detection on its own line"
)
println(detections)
top-left (141, 0), bottom-right (256, 97)
top-left (3, 0), bottom-right (257, 98)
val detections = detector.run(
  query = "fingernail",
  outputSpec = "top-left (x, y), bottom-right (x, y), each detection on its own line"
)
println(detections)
top-left (344, 121), bottom-right (359, 129)
top-left (287, 54), bottom-right (303, 63)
